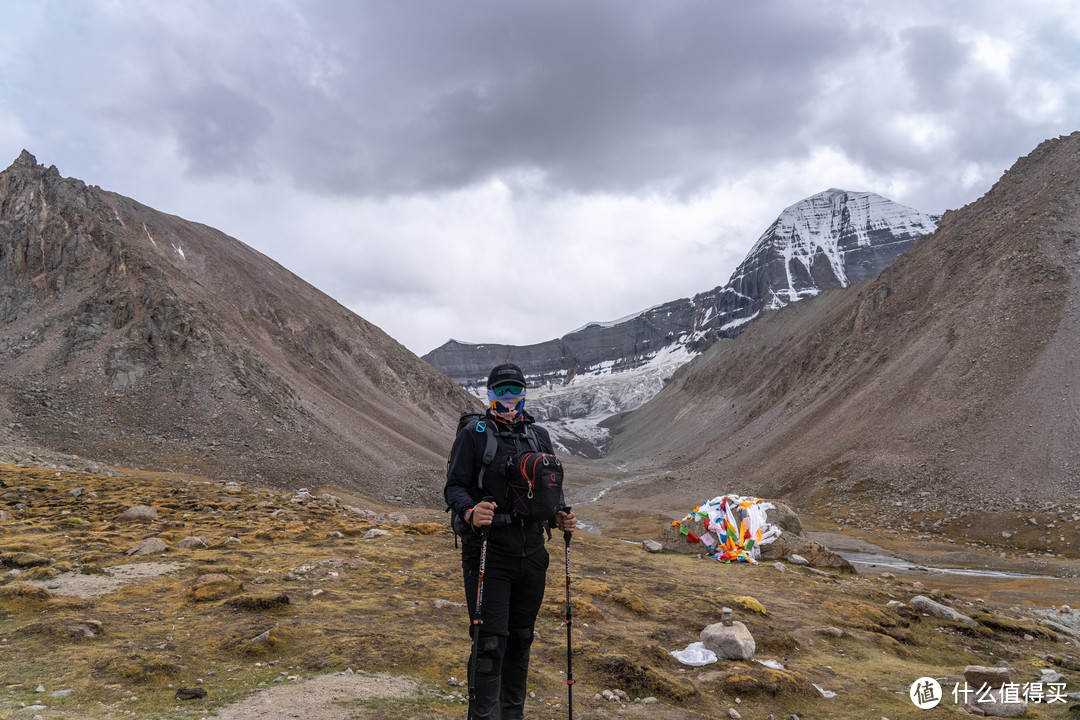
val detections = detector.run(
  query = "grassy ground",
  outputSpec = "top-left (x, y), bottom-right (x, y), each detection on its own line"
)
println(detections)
top-left (0, 463), bottom-right (1077, 719)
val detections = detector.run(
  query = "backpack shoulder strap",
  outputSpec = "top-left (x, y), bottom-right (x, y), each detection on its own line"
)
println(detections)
top-left (475, 419), bottom-right (498, 491)
top-left (524, 424), bottom-right (540, 453)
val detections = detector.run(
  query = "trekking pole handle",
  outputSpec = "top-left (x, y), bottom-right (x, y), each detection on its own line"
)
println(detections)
top-left (478, 496), bottom-right (495, 534)
top-left (562, 506), bottom-right (572, 544)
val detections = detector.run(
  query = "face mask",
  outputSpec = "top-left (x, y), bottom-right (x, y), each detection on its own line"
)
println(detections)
top-left (487, 386), bottom-right (526, 423)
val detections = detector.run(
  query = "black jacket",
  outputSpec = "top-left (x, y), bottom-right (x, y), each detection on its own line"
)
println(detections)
top-left (444, 410), bottom-right (558, 557)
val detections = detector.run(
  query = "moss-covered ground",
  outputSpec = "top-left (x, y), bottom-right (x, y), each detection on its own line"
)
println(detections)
top-left (0, 463), bottom-right (1076, 719)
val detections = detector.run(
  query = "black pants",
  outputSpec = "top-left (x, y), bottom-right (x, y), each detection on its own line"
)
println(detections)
top-left (463, 546), bottom-right (549, 720)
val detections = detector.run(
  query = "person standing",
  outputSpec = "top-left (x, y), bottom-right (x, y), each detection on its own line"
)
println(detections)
top-left (444, 363), bottom-right (577, 720)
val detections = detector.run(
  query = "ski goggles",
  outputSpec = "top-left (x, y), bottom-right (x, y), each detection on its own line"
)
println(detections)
top-left (491, 383), bottom-right (524, 396)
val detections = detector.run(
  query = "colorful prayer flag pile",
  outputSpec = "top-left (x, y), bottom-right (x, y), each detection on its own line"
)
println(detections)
top-left (669, 494), bottom-right (781, 563)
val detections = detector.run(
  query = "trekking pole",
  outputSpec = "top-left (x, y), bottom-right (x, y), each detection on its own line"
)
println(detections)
top-left (563, 508), bottom-right (574, 720)
top-left (467, 497), bottom-right (495, 710)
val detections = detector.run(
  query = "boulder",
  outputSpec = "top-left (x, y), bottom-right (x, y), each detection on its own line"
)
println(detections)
top-left (910, 596), bottom-right (977, 628)
top-left (116, 505), bottom-right (158, 523)
top-left (125, 538), bottom-right (167, 556)
top-left (963, 664), bottom-right (1026, 717)
top-left (701, 621), bottom-right (756, 660)
top-left (964, 665), bottom-right (1018, 688)
top-left (177, 536), bottom-right (209, 549)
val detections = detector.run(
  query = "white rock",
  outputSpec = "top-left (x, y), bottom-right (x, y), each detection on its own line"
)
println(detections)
top-left (910, 595), bottom-right (977, 628)
top-left (701, 621), bottom-right (756, 660)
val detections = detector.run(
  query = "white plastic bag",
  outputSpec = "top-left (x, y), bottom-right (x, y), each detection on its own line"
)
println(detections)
top-left (669, 641), bottom-right (718, 666)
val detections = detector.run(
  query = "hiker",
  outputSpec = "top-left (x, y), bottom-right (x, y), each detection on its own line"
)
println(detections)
top-left (444, 363), bottom-right (577, 720)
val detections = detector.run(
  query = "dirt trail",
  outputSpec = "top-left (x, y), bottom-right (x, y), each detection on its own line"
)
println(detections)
top-left (206, 671), bottom-right (419, 720)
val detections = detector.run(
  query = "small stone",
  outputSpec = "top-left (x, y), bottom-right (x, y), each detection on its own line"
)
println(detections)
top-left (327, 531), bottom-right (345, 539)
top-left (727, 708), bottom-right (742, 720)
top-left (248, 630), bottom-right (271, 643)
top-left (34, 685), bottom-right (45, 693)
top-left (434, 598), bottom-right (464, 609)
top-left (363, 528), bottom-right (391, 539)
top-left (642, 697), bottom-right (658, 704)
top-left (788, 554), bottom-right (809, 566)
top-left (175, 687), bottom-right (207, 700)
top-left (773, 561), bottom-right (786, 572)
top-left (642, 540), bottom-right (663, 553)
top-left (814, 627), bottom-right (844, 637)
top-left (50, 689), bottom-right (74, 698)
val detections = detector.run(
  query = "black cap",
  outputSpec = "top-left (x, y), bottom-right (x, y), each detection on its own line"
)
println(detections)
top-left (487, 363), bottom-right (527, 389)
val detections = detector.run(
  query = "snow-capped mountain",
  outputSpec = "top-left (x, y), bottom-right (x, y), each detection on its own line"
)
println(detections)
top-left (424, 189), bottom-right (939, 455)
top-left (703, 189), bottom-right (941, 333)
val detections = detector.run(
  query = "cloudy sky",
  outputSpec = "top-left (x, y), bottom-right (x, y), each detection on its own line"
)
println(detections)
top-left (2, 1), bottom-right (1078, 354)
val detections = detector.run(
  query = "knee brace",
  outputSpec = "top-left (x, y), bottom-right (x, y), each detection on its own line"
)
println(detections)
top-left (474, 634), bottom-right (506, 675)
top-left (508, 626), bottom-right (534, 645)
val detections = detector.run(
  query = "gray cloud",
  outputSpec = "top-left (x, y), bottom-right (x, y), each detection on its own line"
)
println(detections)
top-left (3, 0), bottom-right (1080, 353)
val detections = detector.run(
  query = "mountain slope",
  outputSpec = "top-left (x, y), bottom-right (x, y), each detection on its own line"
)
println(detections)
top-left (607, 132), bottom-right (1080, 513)
top-left (0, 151), bottom-right (476, 503)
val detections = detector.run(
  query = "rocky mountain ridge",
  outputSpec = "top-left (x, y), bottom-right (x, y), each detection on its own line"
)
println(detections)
top-left (0, 151), bottom-right (476, 504)
top-left (425, 190), bottom-right (937, 455)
